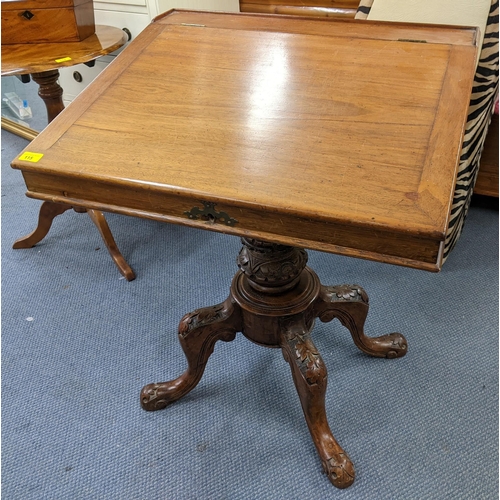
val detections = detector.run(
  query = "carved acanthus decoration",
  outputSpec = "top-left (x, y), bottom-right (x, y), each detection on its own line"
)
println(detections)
top-left (237, 238), bottom-right (307, 290)
top-left (282, 323), bottom-right (325, 386)
top-left (325, 284), bottom-right (369, 304)
top-left (179, 304), bottom-right (226, 338)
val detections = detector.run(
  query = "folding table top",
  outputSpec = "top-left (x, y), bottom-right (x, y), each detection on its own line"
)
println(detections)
top-left (11, 10), bottom-right (478, 271)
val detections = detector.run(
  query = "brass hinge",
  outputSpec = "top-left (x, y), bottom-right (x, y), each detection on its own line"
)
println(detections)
top-left (184, 201), bottom-right (238, 226)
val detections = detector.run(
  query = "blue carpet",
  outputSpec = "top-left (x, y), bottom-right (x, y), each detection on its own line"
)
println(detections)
top-left (1, 128), bottom-right (498, 499)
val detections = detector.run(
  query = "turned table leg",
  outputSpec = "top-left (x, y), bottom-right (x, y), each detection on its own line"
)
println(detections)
top-left (141, 238), bottom-right (407, 488)
top-left (31, 70), bottom-right (65, 123)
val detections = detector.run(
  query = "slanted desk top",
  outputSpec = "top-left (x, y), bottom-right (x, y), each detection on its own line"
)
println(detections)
top-left (12, 10), bottom-right (478, 271)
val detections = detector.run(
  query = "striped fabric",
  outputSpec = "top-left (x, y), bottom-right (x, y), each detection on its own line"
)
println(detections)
top-left (355, 0), bottom-right (499, 264)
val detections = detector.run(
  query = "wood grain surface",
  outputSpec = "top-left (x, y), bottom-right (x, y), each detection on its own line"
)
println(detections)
top-left (11, 10), bottom-right (478, 271)
top-left (1, 25), bottom-right (126, 75)
top-left (239, 0), bottom-right (359, 18)
top-left (1, 0), bottom-right (95, 45)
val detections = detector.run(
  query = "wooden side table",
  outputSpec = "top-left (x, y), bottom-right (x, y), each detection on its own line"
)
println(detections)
top-left (11, 11), bottom-right (478, 488)
top-left (2, 25), bottom-right (135, 280)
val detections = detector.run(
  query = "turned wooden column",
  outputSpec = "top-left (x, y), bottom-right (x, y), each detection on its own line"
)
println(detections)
top-left (31, 70), bottom-right (65, 123)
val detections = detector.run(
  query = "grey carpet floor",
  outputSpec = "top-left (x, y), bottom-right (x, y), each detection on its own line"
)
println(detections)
top-left (1, 127), bottom-right (498, 499)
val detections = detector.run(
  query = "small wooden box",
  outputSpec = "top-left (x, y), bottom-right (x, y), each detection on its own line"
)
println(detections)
top-left (1, 0), bottom-right (95, 45)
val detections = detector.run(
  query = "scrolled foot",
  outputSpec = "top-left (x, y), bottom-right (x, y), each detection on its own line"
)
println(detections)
top-left (140, 298), bottom-right (241, 412)
top-left (372, 332), bottom-right (408, 359)
top-left (322, 452), bottom-right (355, 489)
top-left (141, 383), bottom-right (176, 411)
top-left (13, 201), bottom-right (71, 249)
top-left (315, 284), bottom-right (408, 358)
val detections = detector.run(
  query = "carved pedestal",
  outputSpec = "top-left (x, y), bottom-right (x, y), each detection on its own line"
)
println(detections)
top-left (140, 238), bottom-right (407, 488)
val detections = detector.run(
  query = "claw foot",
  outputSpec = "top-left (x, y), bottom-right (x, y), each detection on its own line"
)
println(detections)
top-left (322, 453), bottom-right (355, 489)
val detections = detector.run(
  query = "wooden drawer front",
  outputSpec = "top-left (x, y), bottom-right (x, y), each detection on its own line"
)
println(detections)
top-left (22, 171), bottom-right (443, 271)
top-left (1, 0), bottom-right (89, 9)
top-left (1, 2), bottom-right (95, 44)
top-left (240, 0), bottom-right (359, 17)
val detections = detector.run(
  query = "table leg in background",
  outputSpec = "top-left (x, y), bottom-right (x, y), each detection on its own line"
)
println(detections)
top-left (31, 70), bottom-right (64, 123)
top-left (13, 201), bottom-right (136, 281)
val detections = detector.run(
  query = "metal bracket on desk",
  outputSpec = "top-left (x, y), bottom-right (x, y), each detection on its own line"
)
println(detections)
top-left (184, 201), bottom-right (238, 226)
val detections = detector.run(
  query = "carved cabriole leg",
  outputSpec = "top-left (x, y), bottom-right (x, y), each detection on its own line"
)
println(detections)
top-left (314, 285), bottom-right (408, 358)
top-left (280, 314), bottom-right (355, 489)
top-left (12, 201), bottom-right (71, 249)
top-left (233, 239), bottom-right (354, 488)
top-left (141, 297), bottom-right (242, 411)
top-left (31, 70), bottom-right (65, 123)
top-left (87, 209), bottom-right (136, 281)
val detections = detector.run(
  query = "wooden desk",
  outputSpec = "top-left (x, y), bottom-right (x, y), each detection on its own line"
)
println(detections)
top-left (11, 10), bottom-right (478, 488)
top-left (3, 25), bottom-right (135, 281)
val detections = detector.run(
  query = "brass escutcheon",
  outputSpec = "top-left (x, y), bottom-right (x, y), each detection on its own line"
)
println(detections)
top-left (184, 201), bottom-right (238, 226)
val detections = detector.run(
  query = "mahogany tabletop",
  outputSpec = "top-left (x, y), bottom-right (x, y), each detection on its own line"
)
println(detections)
top-left (1, 25), bottom-right (127, 76)
top-left (11, 10), bottom-right (478, 271)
